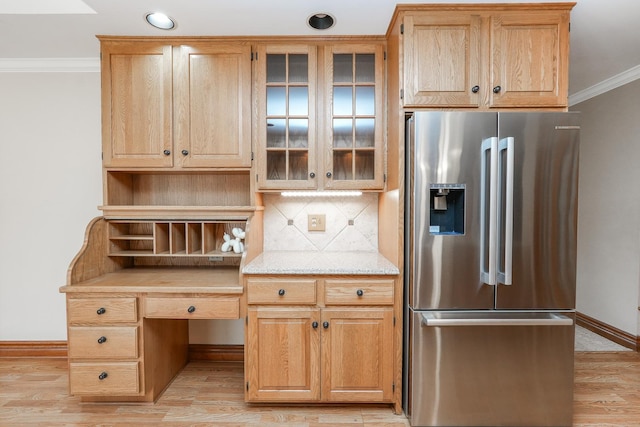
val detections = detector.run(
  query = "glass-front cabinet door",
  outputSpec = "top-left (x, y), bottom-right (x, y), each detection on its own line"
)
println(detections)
top-left (255, 42), bottom-right (384, 191)
top-left (324, 44), bottom-right (385, 190)
top-left (255, 45), bottom-right (317, 190)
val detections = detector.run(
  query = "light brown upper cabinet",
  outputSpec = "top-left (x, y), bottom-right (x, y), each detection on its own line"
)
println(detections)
top-left (254, 42), bottom-right (386, 191)
top-left (400, 4), bottom-right (572, 109)
top-left (100, 39), bottom-right (251, 168)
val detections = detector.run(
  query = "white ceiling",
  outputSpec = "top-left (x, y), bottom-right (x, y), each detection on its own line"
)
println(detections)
top-left (1, 0), bottom-right (639, 100)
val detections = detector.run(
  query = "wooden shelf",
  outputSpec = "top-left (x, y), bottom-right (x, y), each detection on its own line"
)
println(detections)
top-left (100, 205), bottom-right (260, 220)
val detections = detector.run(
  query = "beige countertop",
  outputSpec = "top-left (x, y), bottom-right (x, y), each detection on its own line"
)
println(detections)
top-left (242, 251), bottom-right (400, 275)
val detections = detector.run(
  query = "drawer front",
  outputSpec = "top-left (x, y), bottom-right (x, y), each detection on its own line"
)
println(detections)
top-left (69, 362), bottom-right (140, 396)
top-left (324, 279), bottom-right (395, 305)
top-left (68, 326), bottom-right (139, 359)
top-left (144, 297), bottom-right (240, 319)
top-left (247, 279), bottom-right (317, 305)
top-left (68, 297), bottom-right (138, 324)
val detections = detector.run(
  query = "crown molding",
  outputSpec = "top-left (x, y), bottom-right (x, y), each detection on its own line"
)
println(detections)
top-left (569, 64), bottom-right (640, 106)
top-left (0, 57), bottom-right (99, 73)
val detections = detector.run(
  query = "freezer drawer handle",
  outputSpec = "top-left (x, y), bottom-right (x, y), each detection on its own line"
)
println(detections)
top-left (421, 313), bottom-right (573, 327)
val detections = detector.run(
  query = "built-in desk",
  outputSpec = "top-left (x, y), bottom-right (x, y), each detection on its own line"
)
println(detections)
top-left (60, 266), bottom-right (244, 402)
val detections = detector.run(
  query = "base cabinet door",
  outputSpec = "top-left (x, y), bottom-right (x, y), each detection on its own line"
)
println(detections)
top-left (246, 306), bottom-right (394, 403)
top-left (246, 307), bottom-right (321, 401)
top-left (321, 308), bottom-right (394, 402)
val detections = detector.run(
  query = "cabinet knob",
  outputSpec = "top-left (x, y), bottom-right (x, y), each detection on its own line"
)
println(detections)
top-left (163, 149), bottom-right (171, 156)
top-left (278, 289), bottom-right (286, 296)
top-left (96, 307), bottom-right (106, 315)
top-left (323, 321), bottom-right (329, 329)
top-left (326, 172), bottom-right (332, 178)
top-left (312, 321), bottom-right (319, 329)
top-left (187, 305), bottom-right (196, 313)
top-left (493, 86), bottom-right (502, 93)
top-left (471, 85), bottom-right (480, 93)
top-left (97, 336), bottom-right (107, 344)
top-left (98, 372), bottom-right (108, 381)
top-left (309, 172), bottom-right (316, 178)
top-left (181, 149), bottom-right (189, 156)
top-left (356, 289), bottom-right (364, 297)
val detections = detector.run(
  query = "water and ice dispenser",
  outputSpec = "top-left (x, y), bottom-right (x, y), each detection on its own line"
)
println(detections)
top-left (429, 184), bottom-right (465, 235)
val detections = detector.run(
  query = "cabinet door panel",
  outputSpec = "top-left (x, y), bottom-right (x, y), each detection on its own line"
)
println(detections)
top-left (324, 44), bottom-right (385, 190)
top-left (103, 43), bottom-right (173, 167)
top-left (490, 11), bottom-right (569, 107)
top-left (174, 43), bottom-right (252, 167)
top-left (246, 307), bottom-right (320, 401)
top-left (256, 45), bottom-right (317, 190)
top-left (321, 308), bottom-right (394, 402)
top-left (403, 14), bottom-right (482, 107)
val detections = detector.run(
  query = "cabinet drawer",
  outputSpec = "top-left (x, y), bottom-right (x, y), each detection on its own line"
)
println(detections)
top-left (144, 296), bottom-right (240, 319)
top-left (69, 361), bottom-right (140, 396)
top-left (67, 297), bottom-right (137, 324)
top-left (324, 279), bottom-right (395, 305)
top-left (68, 326), bottom-right (139, 359)
top-left (247, 279), bottom-right (317, 305)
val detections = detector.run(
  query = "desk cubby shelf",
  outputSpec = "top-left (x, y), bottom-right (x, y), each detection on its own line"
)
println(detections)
top-left (108, 220), bottom-right (246, 257)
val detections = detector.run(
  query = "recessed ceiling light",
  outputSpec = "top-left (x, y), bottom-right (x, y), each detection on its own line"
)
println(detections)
top-left (145, 12), bottom-right (175, 30)
top-left (308, 13), bottom-right (335, 30)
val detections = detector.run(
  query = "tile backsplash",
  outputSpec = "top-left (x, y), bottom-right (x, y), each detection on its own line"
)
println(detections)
top-left (263, 193), bottom-right (378, 252)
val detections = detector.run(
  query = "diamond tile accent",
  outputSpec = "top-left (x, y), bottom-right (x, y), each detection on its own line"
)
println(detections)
top-left (263, 193), bottom-right (378, 252)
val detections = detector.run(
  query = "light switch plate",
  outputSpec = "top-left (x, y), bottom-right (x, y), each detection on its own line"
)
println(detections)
top-left (308, 214), bottom-right (326, 231)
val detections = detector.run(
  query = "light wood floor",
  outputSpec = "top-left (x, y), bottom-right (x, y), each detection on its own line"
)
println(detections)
top-left (1, 352), bottom-right (639, 426)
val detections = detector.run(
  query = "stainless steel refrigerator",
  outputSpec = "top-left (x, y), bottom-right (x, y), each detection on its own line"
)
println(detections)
top-left (403, 112), bottom-right (580, 426)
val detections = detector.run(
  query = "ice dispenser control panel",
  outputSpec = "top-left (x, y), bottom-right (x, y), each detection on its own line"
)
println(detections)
top-left (429, 184), bottom-right (465, 235)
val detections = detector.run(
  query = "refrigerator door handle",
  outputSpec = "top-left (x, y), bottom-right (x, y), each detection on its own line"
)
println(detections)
top-left (498, 137), bottom-right (514, 285)
top-left (421, 313), bottom-right (574, 327)
top-left (480, 137), bottom-right (499, 286)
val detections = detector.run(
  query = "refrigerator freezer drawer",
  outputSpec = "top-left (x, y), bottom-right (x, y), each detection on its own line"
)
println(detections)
top-left (408, 310), bottom-right (574, 427)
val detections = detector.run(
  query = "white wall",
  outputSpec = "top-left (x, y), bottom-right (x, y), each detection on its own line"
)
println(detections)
top-left (572, 79), bottom-right (640, 336)
top-left (0, 71), bottom-right (245, 345)
top-left (0, 72), bottom-right (102, 340)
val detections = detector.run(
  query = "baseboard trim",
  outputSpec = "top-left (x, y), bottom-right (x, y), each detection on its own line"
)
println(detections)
top-left (0, 341), bottom-right (68, 358)
top-left (0, 341), bottom-right (245, 361)
top-left (188, 344), bottom-right (244, 362)
top-left (576, 312), bottom-right (638, 351)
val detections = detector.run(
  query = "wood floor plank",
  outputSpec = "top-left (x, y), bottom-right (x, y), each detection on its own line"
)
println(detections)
top-left (1, 353), bottom-right (640, 426)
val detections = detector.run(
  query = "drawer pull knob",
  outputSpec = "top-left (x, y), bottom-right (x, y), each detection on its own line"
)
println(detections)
top-left (96, 307), bottom-right (106, 315)
top-left (181, 149), bottom-right (189, 156)
top-left (356, 289), bottom-right (364, 297)
top-left (97, 336), bottom-right (107, 344)
top-left (98, 372), bottom-right (108, 380)
top-left (278, 289), bottom-right (286, 296)
top-left (493, 85), bottom-right (502, 93)
top-left (163, 149), bottom-right (171, 156)
top-left (312, 321), bottom-right (319, 329)
top-left (323, 321), bottom-right (329, 329)
top-left (187, 305), bottom-right (196, 313)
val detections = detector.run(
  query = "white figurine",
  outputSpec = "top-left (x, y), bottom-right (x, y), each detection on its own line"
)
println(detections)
top-left (231, 227), bottom-right (245, 253)
top-left (221, 232), bottom-right (233, 252)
